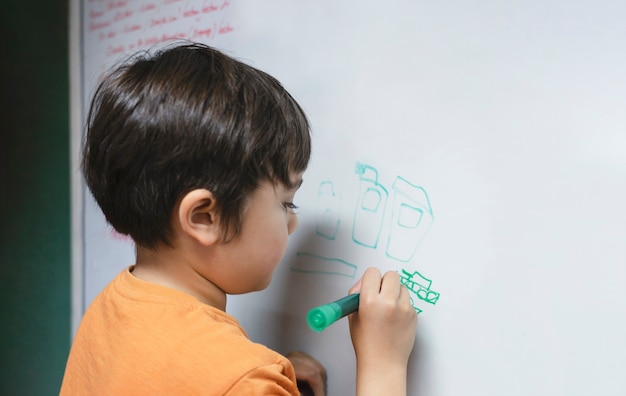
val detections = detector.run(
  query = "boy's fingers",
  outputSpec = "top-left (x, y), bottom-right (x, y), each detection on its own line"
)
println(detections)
top-left (380, 271), bottom-right (403, 298)
top-left (399, 282), bottom-right (412, 305)
top-left (359, 267), bottom-right (383, 296)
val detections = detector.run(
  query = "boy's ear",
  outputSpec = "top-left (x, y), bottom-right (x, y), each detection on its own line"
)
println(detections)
top-left (177, 189), bottom-right (221, 246)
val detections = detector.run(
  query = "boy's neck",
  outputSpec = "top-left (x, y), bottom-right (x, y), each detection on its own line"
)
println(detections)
top-left (132, 245), bottom-right (227, 311)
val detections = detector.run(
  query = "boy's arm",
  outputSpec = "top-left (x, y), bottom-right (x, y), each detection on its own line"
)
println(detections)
top-left (355, 361), bottom-right (408, 396)
top-left (349, 268), bottom-right (418, 396)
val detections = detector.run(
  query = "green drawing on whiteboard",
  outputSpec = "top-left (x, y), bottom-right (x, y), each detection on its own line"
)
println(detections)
top-left (385, 176), bottom-right (434, 263)
top-left (352, 163), bottom-right (388, 249)
top-left (292, 163), bottom-right (439, 316)
top-left (400, 269), bottom-right (440, 312)
top-left (291, 252), bottom-right (358, 278)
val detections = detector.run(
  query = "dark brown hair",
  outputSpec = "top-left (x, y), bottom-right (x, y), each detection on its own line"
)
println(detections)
top-left (83, 42), bottom-right (311, 249)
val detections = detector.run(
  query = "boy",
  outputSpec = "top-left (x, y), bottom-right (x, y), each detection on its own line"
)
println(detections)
top-left (61, 43), bottom-right (417, 395)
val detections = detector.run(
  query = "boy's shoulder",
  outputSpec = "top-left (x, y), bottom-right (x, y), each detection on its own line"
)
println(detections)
top-left (71, 268), bottom-right (295, 392)
top-left (81, 269), bottom-right (286, 375)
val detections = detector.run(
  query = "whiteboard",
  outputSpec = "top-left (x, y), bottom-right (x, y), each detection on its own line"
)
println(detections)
top-left (73, 1), bottom-right (626, 395)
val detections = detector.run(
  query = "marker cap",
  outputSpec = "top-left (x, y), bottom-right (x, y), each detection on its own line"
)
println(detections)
top-left (306, 303), bottom-right (342, 332)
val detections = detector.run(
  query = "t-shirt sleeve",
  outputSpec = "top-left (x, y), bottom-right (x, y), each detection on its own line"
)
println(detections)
top-left (224, 363), bottom-right (300, 396)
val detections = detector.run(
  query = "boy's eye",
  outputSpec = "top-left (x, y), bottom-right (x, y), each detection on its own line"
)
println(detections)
top-left (282, 202), bottom-right (299, 212)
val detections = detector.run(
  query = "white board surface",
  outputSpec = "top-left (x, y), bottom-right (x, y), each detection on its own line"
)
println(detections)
top-left (74, 1), bottom-right (626, 395)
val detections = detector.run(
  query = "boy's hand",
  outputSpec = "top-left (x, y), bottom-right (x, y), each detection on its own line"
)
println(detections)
top-left (348, 267), bottom-right (418, 396)
top-left (287, 350), bottom-right (327, 396)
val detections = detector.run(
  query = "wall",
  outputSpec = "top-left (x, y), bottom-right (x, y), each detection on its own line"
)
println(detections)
top-left (0, 2), bottom-right (70, 395)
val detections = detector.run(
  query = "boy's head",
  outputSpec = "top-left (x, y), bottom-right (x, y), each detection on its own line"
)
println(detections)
top-left (83, 42), bottom-right (311, 249)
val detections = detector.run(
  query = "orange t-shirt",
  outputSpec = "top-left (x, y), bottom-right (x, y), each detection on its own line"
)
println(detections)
top-left (60, 267), bottom-right (299, 395)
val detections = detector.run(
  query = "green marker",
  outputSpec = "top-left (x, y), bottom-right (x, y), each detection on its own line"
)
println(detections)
top-left (306, 293), bottom-right (360, 332)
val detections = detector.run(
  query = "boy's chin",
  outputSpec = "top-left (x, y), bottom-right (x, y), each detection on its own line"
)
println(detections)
top-left (254, 277), bottom-right (273, 292)
top-left (229, 276), bottom-right (274, 295)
